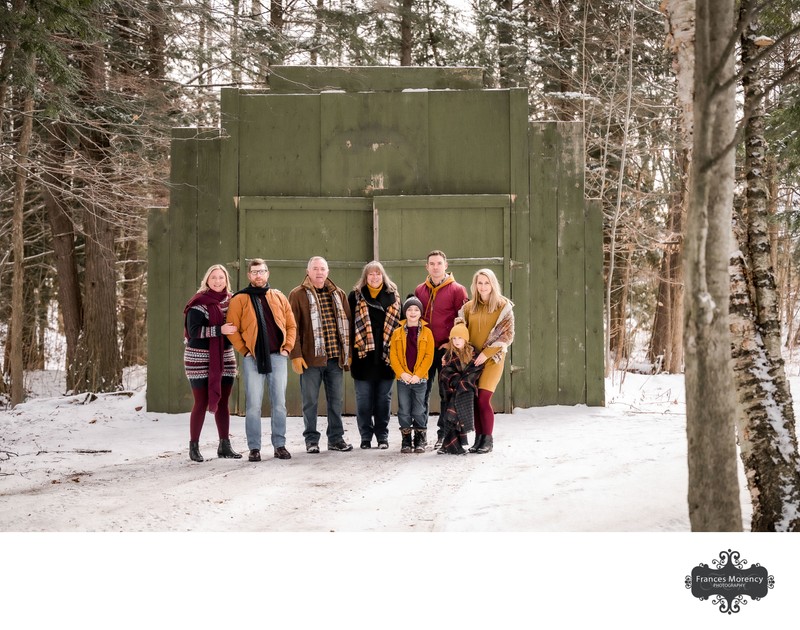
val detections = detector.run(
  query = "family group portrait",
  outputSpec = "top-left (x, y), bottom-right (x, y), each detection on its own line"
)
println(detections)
top-left (2, 0), bottom-right (800, 625)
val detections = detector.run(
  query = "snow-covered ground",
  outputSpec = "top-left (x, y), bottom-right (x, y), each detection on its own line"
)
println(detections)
top-left (0, 367), bottom-right (741, 532)
top-left (2, 368), bottom-right (797, 626)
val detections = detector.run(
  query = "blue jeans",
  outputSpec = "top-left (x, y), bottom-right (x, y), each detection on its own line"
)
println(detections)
top-left (242, 353), bottom-right (288, 450)
top-left (300, 359), bottom-right (344, 446)
top-left (354, 378), bottom-right (394, 443)
top-left (424, 346), bottom-right (447, 433)
top-left (396, 380), bottom-right (428, 430)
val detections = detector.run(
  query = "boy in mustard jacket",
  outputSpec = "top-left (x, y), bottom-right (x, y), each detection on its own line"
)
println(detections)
top-left (389, 296), bottom-right (435, 453)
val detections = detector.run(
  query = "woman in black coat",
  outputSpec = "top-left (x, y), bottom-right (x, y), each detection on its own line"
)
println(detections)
top-left (348, 261), bottom-right (402, 449)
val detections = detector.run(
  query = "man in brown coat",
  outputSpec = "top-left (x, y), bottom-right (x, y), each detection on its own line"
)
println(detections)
top-left (227, 258), bottom-right (296, 462)
top-left (288, 256), bottom-right (353, 453)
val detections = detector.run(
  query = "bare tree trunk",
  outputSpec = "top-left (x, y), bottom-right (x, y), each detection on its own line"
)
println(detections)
top-left (311, 0), bottom-right (324, 65)
top-left (230, 0), bottom-right (242, 84)
top-left (147, 0), bottom-right (167, 79)
top-left (422, 0), bottom-right (442, 65)
top-left (9, 52), bottom-right (35, 406)
top-left (42, 121), bottom-right (83, 392)
top-left (683, 0), bottom-right (742, 531)
top-left (666, 152), bottom-right (686, 374)
top-left (611, 243), bottom-right (633, 366)
top-left (649, 248), bottom-right (672, 372)
top-left (270, 0), bottom-right (285, 65)
top-left (71, 19), bottom-right (121, 393)
top-left (400, 0), bottom-right (413, 66)
top-left (649, 218), bottom-right (685, 372)
top-left (604, 2), bottom-right (636, 374)
top-left (120, 234), bottom-right (146, 366)
top-left (0, 13), bottom-right (17, 134)
top-left (660, 1), bottom-right (695, 375)
top-left (730, 232), bottom-right (800, 531)
top-left (496, 0), bottom-right (513, 87)
top-left (729, 1), bottom-right (800, 531)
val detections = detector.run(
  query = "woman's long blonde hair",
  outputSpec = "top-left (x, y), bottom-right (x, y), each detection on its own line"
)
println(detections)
top-left (466, 268), bottom-right (506, 314)
top-left (197, 264), bottom-right (232, 294)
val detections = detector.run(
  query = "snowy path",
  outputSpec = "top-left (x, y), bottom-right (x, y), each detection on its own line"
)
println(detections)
top-left (0, 372), bottom-right (721, 532)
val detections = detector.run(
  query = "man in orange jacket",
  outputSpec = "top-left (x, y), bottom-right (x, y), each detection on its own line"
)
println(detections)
top-left (227, 258), bottom-right (297, 462)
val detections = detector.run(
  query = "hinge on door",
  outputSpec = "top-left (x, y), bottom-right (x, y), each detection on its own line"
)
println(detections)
top-left (509, 260), bottom-right (527, 271)
top-left (510, 364), bottom-right (525, 373)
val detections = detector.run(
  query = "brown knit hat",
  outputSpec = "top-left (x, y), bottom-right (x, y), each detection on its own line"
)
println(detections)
top-left (449, 323), bottom-right (470, 342)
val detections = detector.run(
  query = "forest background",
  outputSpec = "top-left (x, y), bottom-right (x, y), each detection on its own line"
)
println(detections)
top-left (2, 0), bottom-right (800, 531)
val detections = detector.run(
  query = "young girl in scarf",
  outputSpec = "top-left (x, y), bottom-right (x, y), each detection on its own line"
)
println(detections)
top-left (183, 264), bottom-right (241, 462)
top-left (437, 323), bottom-right (484, 455)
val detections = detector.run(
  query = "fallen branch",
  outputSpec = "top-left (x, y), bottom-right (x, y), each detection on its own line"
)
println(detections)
top-left (76, 391), bottom-right (135, 405)
top-left (35, 449), bottom-right (112, 455)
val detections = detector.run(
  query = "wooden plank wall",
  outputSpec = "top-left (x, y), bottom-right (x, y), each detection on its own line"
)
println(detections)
top-left (529, 124), bottom-right (560, 405)
top-left (529, 121), bottom-right (604, 406)
top-left (585, 199), bottom-right (606, 406)
top-left (508, 88), bottom-right (530, 410)
top-left (556, 122), bottom-right (587, 404)
top-left (149, 77), bottom-right (604, 413)
top-left (146, 206), bottom-right (170, 410)
top-left (268, 65), bottom-right (485, 93)
top-left (146, 127), bottom-right (228, 414)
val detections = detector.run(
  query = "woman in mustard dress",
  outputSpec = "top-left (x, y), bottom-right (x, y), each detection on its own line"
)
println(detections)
top-left (456, 269), bottom-right (514, 454)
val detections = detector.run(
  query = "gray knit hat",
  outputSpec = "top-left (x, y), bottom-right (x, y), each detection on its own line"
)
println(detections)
top-left (402, 295), bottom-right (424, 318)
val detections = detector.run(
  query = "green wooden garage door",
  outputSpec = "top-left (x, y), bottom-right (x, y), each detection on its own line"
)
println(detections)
top-left (236, 194), bottom-right (512, 416)
top-left (374, 194), bottom-right (513, 413)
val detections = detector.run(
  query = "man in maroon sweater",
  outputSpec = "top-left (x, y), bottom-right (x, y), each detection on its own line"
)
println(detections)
top-left (414, 250), bottom-right (468, 448)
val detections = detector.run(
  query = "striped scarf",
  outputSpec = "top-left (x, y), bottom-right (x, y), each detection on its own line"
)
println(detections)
top-left (352, 289), bottom-right (402, 363)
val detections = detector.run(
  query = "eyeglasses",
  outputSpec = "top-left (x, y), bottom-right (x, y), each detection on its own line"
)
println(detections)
top-left (250, 269), bottom-right (268, 275)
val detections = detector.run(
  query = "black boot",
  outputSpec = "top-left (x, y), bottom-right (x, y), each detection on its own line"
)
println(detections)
top-left (413, 429), bottom-right (427, 453)
top-left (475, 434), bottom-right (493, 454)
top-left (400, 429), bottom-right (413, 453)
top-left (468, 434), bottom-right (484, 453)
top-left (217, 438), bottom-right (242, 459)
top-left (189, 441), bottom-right (204, 462)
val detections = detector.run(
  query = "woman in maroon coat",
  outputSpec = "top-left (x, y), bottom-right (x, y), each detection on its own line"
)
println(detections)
top-left (183, 264), bottom-right (241, 462)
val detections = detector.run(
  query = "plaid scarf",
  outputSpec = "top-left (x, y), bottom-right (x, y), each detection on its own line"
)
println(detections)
top-left (304, 278), bottom-right (351, 365)
top-left (483, 300), bottom-right (515, 364)
top-left (438, 351), bottom-right (483, 434)
top-left (352, 289), bottom-right (402, 363)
